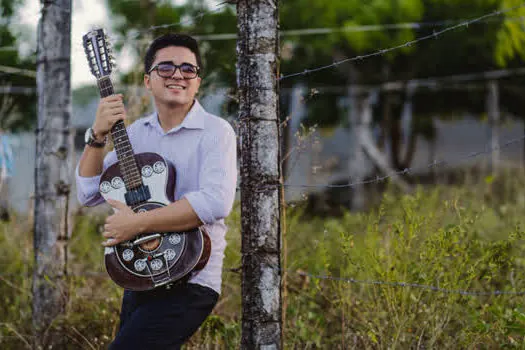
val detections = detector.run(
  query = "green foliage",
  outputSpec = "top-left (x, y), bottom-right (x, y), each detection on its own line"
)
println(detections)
top-left (1, 0), bottom-right (36, 131)
top-left (495, 0), bottom-right (525, 66)
top-left (4, 172), bottom-right (525, 348)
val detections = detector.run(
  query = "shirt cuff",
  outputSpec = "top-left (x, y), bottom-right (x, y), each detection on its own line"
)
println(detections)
top-left (183, 191), bottom-right (215, 225)
top-left (75, 164), bottom-right (103, 206)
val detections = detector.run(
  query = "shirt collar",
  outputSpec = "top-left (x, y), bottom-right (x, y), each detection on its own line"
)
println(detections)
top-left (142, 100), bottom-right (205, 132)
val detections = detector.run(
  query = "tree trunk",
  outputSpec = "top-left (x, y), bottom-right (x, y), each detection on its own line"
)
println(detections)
top-left (487, 80), bottom-right (500, 173)
top-left (237, 1), bottom-right (282, 349)
top-left (348, 87), bottom-right (368, 211)
top-left (358, 92), bottom-right (412, 193)
top-left (32, 0), bottom-right (72, 345)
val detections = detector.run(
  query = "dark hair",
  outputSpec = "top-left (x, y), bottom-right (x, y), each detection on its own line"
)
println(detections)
top-left (144, 33), bottom-right (202, 73)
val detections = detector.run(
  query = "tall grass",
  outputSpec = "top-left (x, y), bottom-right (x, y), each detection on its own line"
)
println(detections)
top-left (2, 170), bottom-right (525, 349)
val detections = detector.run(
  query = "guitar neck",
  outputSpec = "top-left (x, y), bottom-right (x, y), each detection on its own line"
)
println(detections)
top-left (97, 76), bottom-right (143, 190)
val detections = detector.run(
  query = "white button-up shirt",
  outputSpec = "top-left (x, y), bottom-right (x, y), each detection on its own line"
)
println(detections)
top-left (75, 100), bottom-right (238, 294)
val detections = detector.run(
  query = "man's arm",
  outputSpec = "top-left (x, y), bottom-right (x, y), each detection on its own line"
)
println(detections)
top-left (78, 94), bottom-right (126, 177)
top-left (76, 94), bottom-right (126, 206)
top-left (102, 122), bottom-right (237, 246)
top-left (102, 197), bottom-right (203, 246)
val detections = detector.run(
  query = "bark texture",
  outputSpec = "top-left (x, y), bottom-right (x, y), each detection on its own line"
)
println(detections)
top-left (32, 0), bottom-right (72, 343)
top-left (237, 0), bottom-right (282, 348)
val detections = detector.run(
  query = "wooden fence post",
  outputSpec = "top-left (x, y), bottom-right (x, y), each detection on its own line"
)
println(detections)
top-left (237, 0), bottom-right (282, 348)
top-left (33, 0), bottom-right (72, 345)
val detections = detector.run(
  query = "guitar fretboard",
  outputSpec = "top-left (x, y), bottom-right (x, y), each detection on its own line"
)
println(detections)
top-left (97, 76), bottom-right (142, 189)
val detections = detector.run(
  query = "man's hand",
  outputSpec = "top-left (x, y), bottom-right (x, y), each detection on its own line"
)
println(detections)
top-left (93, 94), bottom-right (127, 140)
top-left (102, 199), bottom-right (141, 247)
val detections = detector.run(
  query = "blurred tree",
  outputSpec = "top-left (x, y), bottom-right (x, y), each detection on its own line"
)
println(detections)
top-left (104, 0), bottom-right (237, 90)
top-left (103, 0), bottom-right (525, 170)
top-left (279, 0), bottom-right (525, 169)
top-left (0, 0), bottom-right (37, 131)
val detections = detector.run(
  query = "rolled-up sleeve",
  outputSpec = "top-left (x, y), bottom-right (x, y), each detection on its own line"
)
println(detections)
top-left (75, 150), bottom-right (117, 207)
top-left (184, 124), bottom-right (237, 224)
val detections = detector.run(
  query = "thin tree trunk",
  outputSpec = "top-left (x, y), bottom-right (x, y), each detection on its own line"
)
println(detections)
top-left (401, 130), bottom-right (418, 170)
top-left (32, 0), bottom-right (72, 345)
top-left (400, 85), bottom-right (417, 169)
top-left (359, 93), bottom-right (412, 193)
top-left (348, 87), bottom-right (367, 211)
top-left (487, 80), bottom-right (500, 173)
top-left (238, 0), bottom-right (282, 349)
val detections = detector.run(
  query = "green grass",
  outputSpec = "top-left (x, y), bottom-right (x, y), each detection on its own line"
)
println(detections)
top-left (2, 170), bottom-right (525, 349)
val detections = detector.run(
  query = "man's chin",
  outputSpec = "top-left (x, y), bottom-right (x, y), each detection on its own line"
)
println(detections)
top-left (163, 98), bottom-right (192, 108)
top-left (160, 94), bottom-right (185, 104)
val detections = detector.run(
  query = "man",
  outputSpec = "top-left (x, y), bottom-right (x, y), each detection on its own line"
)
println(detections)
top-left (75, 33), bottom-right (237, 349)
top-left (0, 129), bottom-right (13, 221)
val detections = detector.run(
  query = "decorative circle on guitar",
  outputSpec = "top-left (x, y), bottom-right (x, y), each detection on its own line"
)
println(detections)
top-left (122, 249), bottom-right (134, 261)
top-left (153, 161), bottom-right (166, 174)
top-left (134, 259), bottom-right (147, 272)
top-left (150, 259), bottom-right (163, 271)
top-left (111, 176), bottom-right (124, 189)
top-left (164, 249), bottom-right (177, 261)
top-left (100, 181), bottom-right (111, 193)
top-left (169, 233), bottom-right (182, 245)
top-left (141, 165), bottom-right (153, 177)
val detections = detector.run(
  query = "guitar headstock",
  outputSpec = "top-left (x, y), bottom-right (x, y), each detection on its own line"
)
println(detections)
top-left (82, 28), bottom-right (115, 79)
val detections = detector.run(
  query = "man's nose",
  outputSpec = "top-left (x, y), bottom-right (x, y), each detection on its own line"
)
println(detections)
top-left (171, 67), bottom-right (184, 79)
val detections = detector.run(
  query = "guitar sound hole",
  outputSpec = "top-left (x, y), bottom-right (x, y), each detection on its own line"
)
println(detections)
top-left (140, 238), bottom-right (161, 252)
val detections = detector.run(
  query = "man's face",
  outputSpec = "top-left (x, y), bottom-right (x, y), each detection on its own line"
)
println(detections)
top-left (144, 45), bottom-right (201, 108)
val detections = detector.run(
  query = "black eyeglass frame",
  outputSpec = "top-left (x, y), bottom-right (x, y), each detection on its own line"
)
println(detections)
top-left (148, 62), bottom-right (201, 80)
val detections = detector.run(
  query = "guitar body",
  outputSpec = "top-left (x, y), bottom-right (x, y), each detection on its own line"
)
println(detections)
top-left (99, 153), bottom-right (210, 291)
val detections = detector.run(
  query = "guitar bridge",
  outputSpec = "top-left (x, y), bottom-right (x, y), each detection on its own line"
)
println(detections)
top-left (133, 233), bottom-right (161, 246)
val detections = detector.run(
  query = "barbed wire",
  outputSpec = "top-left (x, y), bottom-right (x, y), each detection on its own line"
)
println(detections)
top-left (4, 129), bottom-right (525, 204)
top-left (111, 2), bottom-right (230, 52)
top-left (277, 134), bottom-right (525, 190)
top-left (2, 266), bottom-right (525, 297)
top-left (289, 269), bottom-right (525, 297)
top-left (160, 15), bottom-right (525, 42)
top-left (279, 3), bottom-right (525, 81)
top-left (0, 65), bottom-right (36, 78)
top-left (5, 64), bottom-right (525, 96)
top-left (0, 46), bottom-right (17, 52)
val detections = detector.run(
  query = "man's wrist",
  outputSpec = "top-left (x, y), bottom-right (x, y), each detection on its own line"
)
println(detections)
top-left (85, 127), bottom-right (107, 148)
top-left (134, 211), bottom-right (149, 234)
top-left (92, 127), bottom-right (107, 142)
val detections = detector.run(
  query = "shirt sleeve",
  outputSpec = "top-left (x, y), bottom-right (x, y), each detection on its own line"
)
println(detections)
top-left (75, 150), bottom-right (118, 207)
top-left (183, 123), bottom-right (238, 224)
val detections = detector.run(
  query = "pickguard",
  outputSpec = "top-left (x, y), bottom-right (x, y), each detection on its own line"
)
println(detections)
top-left (99, 158), bottom-right (171, 206)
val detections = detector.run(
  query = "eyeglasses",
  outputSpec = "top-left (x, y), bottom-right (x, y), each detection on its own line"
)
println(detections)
top-left (148, 62), bottom-right (200, 79)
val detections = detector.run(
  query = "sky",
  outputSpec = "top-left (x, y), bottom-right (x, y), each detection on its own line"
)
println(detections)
top-left (15, 0), bottom-right (135, 88)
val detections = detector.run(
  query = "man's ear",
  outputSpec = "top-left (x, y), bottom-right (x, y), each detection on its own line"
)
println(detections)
top-left (144, 74), bottom-right (151, 90)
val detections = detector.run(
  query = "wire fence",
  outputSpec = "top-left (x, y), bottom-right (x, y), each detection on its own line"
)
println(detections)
top-left (279, 3), bottom-right (525, 80)
top-left (2, 266), bottom-right (525, 297)
top-left (2, 132), bottom-right (525, 298)
top-left (3, 3), bottom-right (525, 347)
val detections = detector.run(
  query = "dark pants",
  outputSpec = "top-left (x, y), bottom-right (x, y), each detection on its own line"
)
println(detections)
top-left (109, 282), bottom-right (219, 350)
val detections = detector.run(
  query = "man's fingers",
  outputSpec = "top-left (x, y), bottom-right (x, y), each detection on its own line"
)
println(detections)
top-left (102, 238), bottom-right (118, 247)
top-left (111, 114), bottom-right (126, 123)
top-left (102, 94), bottom-right (123, 102)
top-left (110, 108), bottom-right (126, 116)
